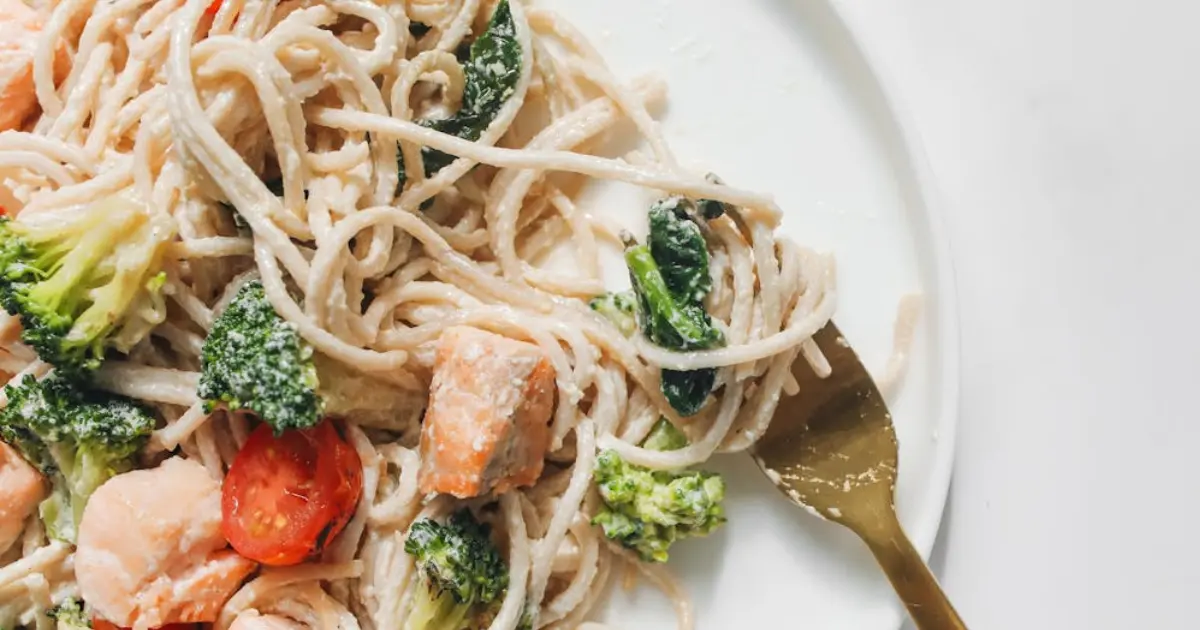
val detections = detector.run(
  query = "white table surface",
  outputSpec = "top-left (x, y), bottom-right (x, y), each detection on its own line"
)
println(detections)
top-left (835, 1), bottom-right (1200, 628)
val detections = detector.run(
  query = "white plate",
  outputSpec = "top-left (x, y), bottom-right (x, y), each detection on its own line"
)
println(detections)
top-left (549, 0), bottom-right (960, 628)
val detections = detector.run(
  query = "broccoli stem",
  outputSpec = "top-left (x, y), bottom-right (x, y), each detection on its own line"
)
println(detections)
top-left (72, 219), bottom-right (165, 344)
top-left (403, 578), bottom-right (474, 630)
top-left (0, 373), bottom-right (155, 543)
top-left (26, 211), bottom-right (137, 312)
top-left (588, 291), bottom-right (637, 337)
top-left (38, 486), bottom-right (76, 543)
top-left (0, 196), bottom-right (174, 379)
top-left (402, 510), bottom-right (509, 630)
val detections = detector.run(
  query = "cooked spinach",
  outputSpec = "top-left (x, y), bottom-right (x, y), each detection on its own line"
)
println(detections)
top-left (592, 286), bottom-right (717, 415)
top-left (696, 198), bottom-right (727, 220)
top-left (648, 198), bottom-right (712, 305)
top-left (661, 368), bottom-right (717, 417)
top-left (409, 21), bottom-right (432, 39)
top-left (624, 237), bottom-right (723, 352)
top-left (696, 173), bottom-right (730, 220)
top-left (452, 0), bottom-right (521, 130)
top-left (623, 202), bottom-right (725, 417)
top-left (398, 0), bottom-right (522, 187)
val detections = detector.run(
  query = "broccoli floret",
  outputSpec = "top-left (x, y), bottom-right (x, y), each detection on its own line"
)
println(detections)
top-left (591, 426), bottom-right (726, 563)
top-left (0, 199), bottom-right (174, 381)
top-left (47, 598), bottom-right (91, 629)
top-left (403, 510), bottom-right (509, 630)
top-left (0, 373), bottom-right (155, 543)
top-left (589, 291), bottom-right (637, 337)
top-left (199, 281), bottom-right (421, 434)
top-left (198, 280), bottom-right (321, 434)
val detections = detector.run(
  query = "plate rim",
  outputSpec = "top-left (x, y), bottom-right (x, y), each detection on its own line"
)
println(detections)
top-left (822, 0), bottom-right (963, 559)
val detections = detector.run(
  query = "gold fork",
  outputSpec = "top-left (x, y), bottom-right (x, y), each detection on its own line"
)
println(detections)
top-left (750, 322), bottom-right (966, 629)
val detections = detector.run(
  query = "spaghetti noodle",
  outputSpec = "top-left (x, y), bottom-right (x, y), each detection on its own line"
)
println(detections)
top-left (0, 1), bottom-right (839, 628)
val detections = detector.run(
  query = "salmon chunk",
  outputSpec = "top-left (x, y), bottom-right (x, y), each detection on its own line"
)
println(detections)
top-left (0, 0), bottom-right (53, 131)
top-left (0, 440), bottom-right (44, 552)
top-left (75, 458), bottom-right (257, 630)
top-left (418, 326), bottom-right (556, 498)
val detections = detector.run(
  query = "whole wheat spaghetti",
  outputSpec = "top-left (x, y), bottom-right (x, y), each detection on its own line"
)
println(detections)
top-left (0, 1), bottom-right (840, 629)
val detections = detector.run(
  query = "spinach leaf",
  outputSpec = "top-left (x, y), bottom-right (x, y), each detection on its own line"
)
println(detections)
top-left (648, 198), bottom-right (712, 305)
top-left (399, 0), bottom-right (522, 187)
top-left (697, 198), bottom-right (729, 220)
top-left (457, 0), bottom-right (521, 121)
top-left (409, 21), bottom-right (432, 39)
top-left (696, 173), bottom-right (730, 219)
top-left (624, 197), bottom-right (726, 417)
top-left (661, 368), bottom-right (717, 418)
top-left (624, 240), bottom-right (723, 352)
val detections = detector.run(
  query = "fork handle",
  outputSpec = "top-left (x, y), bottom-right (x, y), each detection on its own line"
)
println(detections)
top-left (860, 515), bottom-right (968, 630)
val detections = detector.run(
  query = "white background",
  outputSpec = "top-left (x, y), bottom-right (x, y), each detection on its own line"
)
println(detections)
top-left (835, 1), bottom-right (1200, 628)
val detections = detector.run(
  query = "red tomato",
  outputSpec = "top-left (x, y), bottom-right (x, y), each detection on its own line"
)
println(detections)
top-left (222, 420), bottom-right (363, 566)
top-left (93, 620), bottom-right (198, 630)
top-left (205, 0), bottom-right (222, 15)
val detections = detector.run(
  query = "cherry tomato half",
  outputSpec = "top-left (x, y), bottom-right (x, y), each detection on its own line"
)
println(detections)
top-left (205, 0), bottom-right (222, 15)
top-left (221, 419), bottom-right (363, 566)
top-left (93, 620), bottom-right (197, 630)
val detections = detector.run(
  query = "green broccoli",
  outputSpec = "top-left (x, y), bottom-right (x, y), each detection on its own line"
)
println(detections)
top-left (47, 598), bottom-right (91, 629)
top-left (0, 373), bottom-right (155, 543)
top-left (198, 280), bottom-right (320, 434)
top-left (402, 510), bottom-right (509, 630)
top-left (591, 422), bottom-right (726, 563)
top-left (199, 280), bottom-right (422, 434)
top-left (589, 290), bottom-right (637, 337)
top-left (0, 197), bottom-right (174, 381)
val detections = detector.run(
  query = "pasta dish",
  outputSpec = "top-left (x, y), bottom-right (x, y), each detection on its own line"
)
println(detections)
top-left (0, 0), bottom-right (841, 629)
